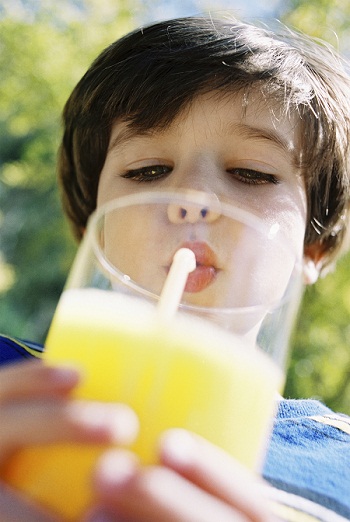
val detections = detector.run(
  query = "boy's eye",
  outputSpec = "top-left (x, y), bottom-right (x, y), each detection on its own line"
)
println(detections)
top-left (121, 165), bottom-right (172, 182)
top-left (227, 168), bottom-right (279, 186)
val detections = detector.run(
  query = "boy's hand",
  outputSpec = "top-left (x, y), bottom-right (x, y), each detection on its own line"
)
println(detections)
top-left (0, 360), bottom-right (139, 521)
top-left (0, 361), bottom-right (138, 465)
top-left (85, 429), bottom-right (277, 522)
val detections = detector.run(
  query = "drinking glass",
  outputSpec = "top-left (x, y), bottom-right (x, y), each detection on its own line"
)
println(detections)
top-left (4, 190), bottom-right (303, 520)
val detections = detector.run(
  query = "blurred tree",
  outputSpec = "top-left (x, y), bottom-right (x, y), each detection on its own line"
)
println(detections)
top-left (280, 0), bottom-right (350, 54)
top-left (0, 0), bottom-right (143, 341)
top-left (278, 0), bottom-right (350, 414)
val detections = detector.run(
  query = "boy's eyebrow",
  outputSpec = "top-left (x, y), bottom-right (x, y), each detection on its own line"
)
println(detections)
top-left (107, 121), bottom-right (297, 157)
top-left (107, 126), bottom-right (155, 153)
top-left (227, 122), bottom-right (296, 154)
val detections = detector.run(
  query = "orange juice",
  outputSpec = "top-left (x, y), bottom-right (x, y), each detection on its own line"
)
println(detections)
top-left (4, 288), bottom-right (283, 520)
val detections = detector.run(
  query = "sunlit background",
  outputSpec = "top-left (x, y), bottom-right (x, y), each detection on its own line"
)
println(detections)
top-left (1, 0), bottom-right (350, 414)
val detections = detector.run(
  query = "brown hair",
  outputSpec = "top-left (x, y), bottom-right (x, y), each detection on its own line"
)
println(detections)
top-left (58, 15), bottom-right (350, 271)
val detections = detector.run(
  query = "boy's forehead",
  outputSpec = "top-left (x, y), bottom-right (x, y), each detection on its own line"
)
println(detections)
top-left (180, 91), bottom-right (298, 148)
top-left (108, 91), bottom-right (300, 155)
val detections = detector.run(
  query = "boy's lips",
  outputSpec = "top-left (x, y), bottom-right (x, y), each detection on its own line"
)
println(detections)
top-left (166, 241), bottom-right (219, 293)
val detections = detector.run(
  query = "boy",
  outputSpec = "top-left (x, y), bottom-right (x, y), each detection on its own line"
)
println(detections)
top-left (1, 15), bottom-right (350, 521)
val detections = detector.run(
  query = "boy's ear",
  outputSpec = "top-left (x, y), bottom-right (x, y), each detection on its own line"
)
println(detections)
top-left (302, 243), bottom-right (325, 285)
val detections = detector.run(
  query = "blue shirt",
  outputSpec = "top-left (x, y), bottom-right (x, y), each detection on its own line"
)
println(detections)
top-left (0, 334), bottom-right (44, 363)
top-left (264, 398), bottom-right (350, 521)
top-left (1, 334), bottom-right (349, 521)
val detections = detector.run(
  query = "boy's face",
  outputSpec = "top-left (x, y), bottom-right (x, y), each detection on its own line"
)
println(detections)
top-left (96, 91), bottom-right (307, 310)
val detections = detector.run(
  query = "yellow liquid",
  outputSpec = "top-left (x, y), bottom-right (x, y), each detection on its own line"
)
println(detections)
top-left (4, 289), bottom-right (283, 520)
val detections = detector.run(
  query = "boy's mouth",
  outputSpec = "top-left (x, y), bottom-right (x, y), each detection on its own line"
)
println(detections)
top-left (166, 241), bottom-right (219, 293)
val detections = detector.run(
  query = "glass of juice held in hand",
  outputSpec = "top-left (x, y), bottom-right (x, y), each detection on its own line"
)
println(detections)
top-left (4, 191), bottom-right (303, 520)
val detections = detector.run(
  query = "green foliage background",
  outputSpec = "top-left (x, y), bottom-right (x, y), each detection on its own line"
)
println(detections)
top-left (0, 0), bottom-right (350, 414)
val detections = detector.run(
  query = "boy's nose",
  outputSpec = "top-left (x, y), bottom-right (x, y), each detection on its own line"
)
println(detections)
top-left (167, 202), bottom-right (220, 223)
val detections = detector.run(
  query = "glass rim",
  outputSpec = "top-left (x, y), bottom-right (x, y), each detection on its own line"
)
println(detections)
top-left (87, 190), bottom-right (304, 315)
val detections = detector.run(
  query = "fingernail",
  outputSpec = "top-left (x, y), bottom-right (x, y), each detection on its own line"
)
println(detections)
top-left (160, 428), bottom-right (196, 468)
top-left (95, 450), bottom-right (138, 489)
top-left (68, 402), bottom-right (139, 443)
top-left (107, 404), bottom-right (139, 443)
top-left (46, 365), bottom-right (81, 385)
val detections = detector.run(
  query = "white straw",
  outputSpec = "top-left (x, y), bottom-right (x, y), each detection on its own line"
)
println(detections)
top-left (157, 248), bottom-right (196, 321)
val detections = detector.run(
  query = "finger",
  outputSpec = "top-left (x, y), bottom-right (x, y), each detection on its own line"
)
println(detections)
top-left (0, 481), bottom-right (60, 522)
top-left (159, 429), bottom-right (273, 522)
top-left (91, 449), bottom-right (256, 522)
top-left (0, 361), bottom-right (81, 402)
top-left (0, 400), bottom-right (139, 465)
